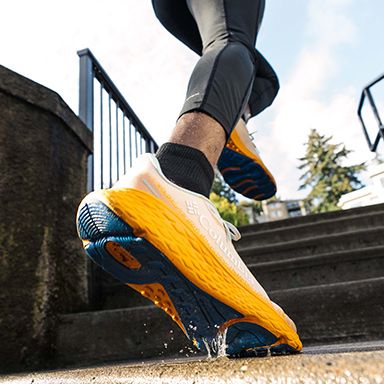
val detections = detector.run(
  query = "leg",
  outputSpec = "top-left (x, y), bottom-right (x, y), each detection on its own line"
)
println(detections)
top-left (152, 0), bottom-right (225, 166)
top-left (153, 0), bottom-right (265, 140)
top-left (152, 0), bottom-right (278, 122)
top-left (179, 0), bottom-right (266, 138)
top-left (155, 0), bottom-right (266, 198)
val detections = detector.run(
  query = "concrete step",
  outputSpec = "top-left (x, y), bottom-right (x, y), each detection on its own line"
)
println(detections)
top-left (249, 245), bottom-right (384, 291)
top-left (100, 277), bottom-right (149, 309)
top-left (55, 305), bottom-right (197, 368)
top-left (238, 226), bottom-right (384, 263)
top-left (271, 277), bottom-right (384, 346)
top-left (239, 203), bottom-right (384, 235)
top-left (98, 245), bottom-right (384, 309)
top-left (55, 277), bottom-right (384, 368)
top-left (238, 211), bottom-right (384, 248)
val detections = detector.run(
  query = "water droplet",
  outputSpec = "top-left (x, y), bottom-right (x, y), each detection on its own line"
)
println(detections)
top-left (164, 343), bottom-right (168, 349)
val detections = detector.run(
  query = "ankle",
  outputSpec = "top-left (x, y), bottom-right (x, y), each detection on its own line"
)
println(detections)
top-left (156, 143), bottom-right (214, 198)
top-left (169, 112), bottom-right (226, 167)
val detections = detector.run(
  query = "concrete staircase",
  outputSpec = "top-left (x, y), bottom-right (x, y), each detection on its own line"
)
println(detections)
top-left (55, 204), bottom-right (384, 367)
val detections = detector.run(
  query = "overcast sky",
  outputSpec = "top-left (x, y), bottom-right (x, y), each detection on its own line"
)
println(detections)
top-left (1, 0), bottom-right (384, 198)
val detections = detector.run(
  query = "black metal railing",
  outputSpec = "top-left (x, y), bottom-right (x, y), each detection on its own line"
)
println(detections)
top-left (78, 48), bottom-right (158, 191)
top-left (358, 73), bottom-right (384, 152)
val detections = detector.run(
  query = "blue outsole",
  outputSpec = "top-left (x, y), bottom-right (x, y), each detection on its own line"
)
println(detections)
top-left (218, 148), bottom-right (276, 200)
top-left (77, 199), bottom-right (297, 357)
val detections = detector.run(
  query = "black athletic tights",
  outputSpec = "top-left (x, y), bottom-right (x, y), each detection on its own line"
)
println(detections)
top-left (152, 0), bottom-right (279, 137)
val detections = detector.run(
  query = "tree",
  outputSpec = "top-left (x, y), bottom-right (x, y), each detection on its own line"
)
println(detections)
top-left (298, 129), bottom-right (366, 213)
top-left (210, 192), bottom-right (249, 226)
top-left (211, 172), bottom-right (237, 203)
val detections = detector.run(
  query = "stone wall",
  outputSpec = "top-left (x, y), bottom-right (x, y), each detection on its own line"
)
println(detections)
top-left (0, 65), bottom-right (93, 372)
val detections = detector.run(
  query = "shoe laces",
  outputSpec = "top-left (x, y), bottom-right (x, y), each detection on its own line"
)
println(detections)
top-left (224, 220), bottom-right (241, 241)
top-left (248, 131), bottom-right (261, 155)
top-left (207, 203), bottom-right (242, 242)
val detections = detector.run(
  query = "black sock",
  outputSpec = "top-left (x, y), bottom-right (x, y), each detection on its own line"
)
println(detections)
top-left (156, 143), bottom-right (214, 198)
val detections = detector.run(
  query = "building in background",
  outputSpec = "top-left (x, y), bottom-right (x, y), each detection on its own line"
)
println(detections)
top-left (338, 160), bottom-right (384, 210)
top-left (260, 199), bottom-right (308, 222)
top-left (241, 198), bottom-right (309, 224)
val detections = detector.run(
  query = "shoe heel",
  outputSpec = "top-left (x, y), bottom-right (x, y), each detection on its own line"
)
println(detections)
top-left (77, 198), bottom-right (134, 242)
top-left (77, 199), bottom-right (153, 284)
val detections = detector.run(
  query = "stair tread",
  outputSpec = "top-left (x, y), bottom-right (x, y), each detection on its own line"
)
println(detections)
top-left (240, 204), bottom-right (384, 234)
top-left (269, 276), bottom-right (384, 294)
top-left (238, 226), bottom-right (384, 253)
top-left (247, 244), bottom-right (384, 269)
top-left (240, 211), bottom-right (384, 239)
top-left (62, 276), bottom-right (384, 318)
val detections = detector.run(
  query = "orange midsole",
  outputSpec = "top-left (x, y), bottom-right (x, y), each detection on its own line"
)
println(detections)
top-left (227, 130), bottom-right (276, 185)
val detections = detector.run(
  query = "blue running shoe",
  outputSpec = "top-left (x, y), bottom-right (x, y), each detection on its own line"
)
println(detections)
top-left (218, 119), bottom-right (277, 200)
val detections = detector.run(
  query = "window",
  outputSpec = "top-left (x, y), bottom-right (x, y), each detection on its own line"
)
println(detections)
top-left (271, 210), bottom-right (283, 218)
top-left (286, 202), bottom-right (299, 210)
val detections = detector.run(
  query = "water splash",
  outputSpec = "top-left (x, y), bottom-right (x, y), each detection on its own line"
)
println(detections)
top-left (216, 328), bottom-right (228, 358)
top-left (202, 328), bottom-right (228, 359)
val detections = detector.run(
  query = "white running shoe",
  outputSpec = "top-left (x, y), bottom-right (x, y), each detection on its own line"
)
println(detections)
top-left (76, 153), bottom-right (302, 356)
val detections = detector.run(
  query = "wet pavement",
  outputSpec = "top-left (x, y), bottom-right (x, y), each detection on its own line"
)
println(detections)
top-left (2, 342), bottom-right (384, 384)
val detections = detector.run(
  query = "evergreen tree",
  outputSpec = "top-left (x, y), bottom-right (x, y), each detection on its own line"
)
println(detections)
top-left (298, 129), bottom-right (366, 213)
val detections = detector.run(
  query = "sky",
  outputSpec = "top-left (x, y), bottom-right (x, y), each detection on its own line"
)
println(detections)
top-left (1, 0), bottom-right (384, 199)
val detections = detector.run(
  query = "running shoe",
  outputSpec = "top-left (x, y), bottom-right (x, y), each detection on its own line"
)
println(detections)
top-left (76, 154), bottom-right (301, 356)
top-left (218, 119), bottom-right (277, 201)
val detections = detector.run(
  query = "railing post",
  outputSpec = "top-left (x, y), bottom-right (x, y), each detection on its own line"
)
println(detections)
top-left (145, 138), bottom-right (151, 153)
top-left (77, 49), bottom-right (100, 310)
top-left (78, 49), bottom-right (94, 192)
top-left (358, 73), bottom-right (384, 153)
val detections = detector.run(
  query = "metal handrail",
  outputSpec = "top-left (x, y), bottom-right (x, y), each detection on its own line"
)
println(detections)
top-left (357, 73), bottom-right (384, 152)
top-left (78, 48), bottom-right (158, 190)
